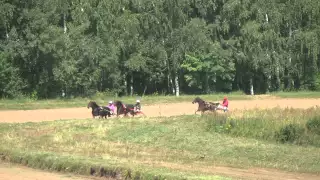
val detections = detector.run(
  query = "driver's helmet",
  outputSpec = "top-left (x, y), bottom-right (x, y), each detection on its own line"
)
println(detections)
top-left (136, 99), bottom-right (140, 103)
top-left (109, 101), bottom-right (113, 104)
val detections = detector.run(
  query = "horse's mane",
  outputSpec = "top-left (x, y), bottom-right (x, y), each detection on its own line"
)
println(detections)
top-left (114, 100), bottom-right (123, 106)
top-left (87, 101), bottom-right (99, 108)
top-left (114, 100), bottom-right (135, 109)
top-left (193, 97), bottom-right (205, 103)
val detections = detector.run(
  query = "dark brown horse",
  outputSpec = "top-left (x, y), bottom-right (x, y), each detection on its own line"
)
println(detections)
top-left (114, 101), bottom-right (136, 117)
top-left (87, 101), bottom-right (111, 119)
top-left (192, 97), bottom-right (219, 115)
top-left (113, 101), bottom-right (146, 117)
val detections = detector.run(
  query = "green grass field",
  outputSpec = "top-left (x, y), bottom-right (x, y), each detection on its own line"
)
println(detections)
top-left (0, 108), bottom-right (319, 179)
top-left (1, 90), bottom-right (320, 111)
top-left (269, 91), bottom-right (320, 98)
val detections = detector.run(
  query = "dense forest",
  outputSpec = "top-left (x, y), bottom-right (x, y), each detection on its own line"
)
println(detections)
top-left (0, 0), bottom-right (320, 98)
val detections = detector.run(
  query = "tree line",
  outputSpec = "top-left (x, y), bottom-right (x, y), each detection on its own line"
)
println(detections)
top-left (1, 0), bottom-right (320, 98)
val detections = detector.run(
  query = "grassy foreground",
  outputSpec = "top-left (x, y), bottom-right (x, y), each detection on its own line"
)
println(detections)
top-left (0, 108), bottom-right (319, 179)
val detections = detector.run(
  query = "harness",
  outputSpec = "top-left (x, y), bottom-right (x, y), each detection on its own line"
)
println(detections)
top-left (204, 101), bottom-right (217, 110)
top-left (121, 104), bottom-right (134, 112)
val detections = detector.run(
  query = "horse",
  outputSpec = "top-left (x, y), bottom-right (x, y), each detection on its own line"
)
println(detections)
top-left (192, 97), bottom-right (219, 115)
top-left (113, 101), bottom-right (135, 117)
top-left (87, 101), bottom-right (112, 119)
top-left (113, 101), bottom-right (146, 117)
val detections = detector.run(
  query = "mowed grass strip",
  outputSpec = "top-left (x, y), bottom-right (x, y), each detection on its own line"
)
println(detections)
top-left (271, 91), bottom-right (320, 99)
top-left (0, 108), bottom-right (319, 179)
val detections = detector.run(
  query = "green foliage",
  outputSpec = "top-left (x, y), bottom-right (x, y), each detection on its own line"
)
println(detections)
top-left (306, 117), bottom-right (320, 135)
top-left (0, 52), bottom-right (26, 97)
top-left (205, 108), bottom-right (320, 147)
top-left (1, 0), bottom-right (320, 98)
top-left (275, 124), bottom-right (305, 144)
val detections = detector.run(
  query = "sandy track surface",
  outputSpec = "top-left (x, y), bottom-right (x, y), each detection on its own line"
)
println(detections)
top-left (147, 161), bottom-right (320, 180)
top-left (0, 98), bottom-right (320, 123)
top-left (0, 163), bottom-right (106, 180)
top-left (0, 98), bottom-right (320, 180)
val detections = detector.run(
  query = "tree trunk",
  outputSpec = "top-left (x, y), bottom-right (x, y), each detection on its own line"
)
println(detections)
top-left (250, 78), bottom-right (254, 95)
top-left (142, 85), bottom-right (147, 97)
top-left (167, 73), bottom-right (173, 94)
top-left (285, 25), bottom-right (292, 90)
top-left (175, 72), bottom-right (179, 97)
top-left (203, 72), bottom-right (209, 93)
top-left (267, 74), bottom-right (272, 92)
top-left (63, 13), bottom-right (67, 34)
top-left (265, 13), bottom-right (269, 23)
top-left (170, 77), bottom-right (175, 95)
top-left (123, 74), bottom-right (128, 96)
top-left (130, 74), bottom-right (133, 96)
top-left (276, 65), bottom-right (280, 90)
top-left (5, 28), bottom-right (9, 39)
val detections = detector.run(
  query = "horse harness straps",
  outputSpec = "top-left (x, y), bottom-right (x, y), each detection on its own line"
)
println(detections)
top-left (122, 104), bottom-right (133, 112)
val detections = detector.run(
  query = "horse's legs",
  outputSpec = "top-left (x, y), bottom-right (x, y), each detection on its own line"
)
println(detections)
top-left (116, 109), bottom-right (120, 117)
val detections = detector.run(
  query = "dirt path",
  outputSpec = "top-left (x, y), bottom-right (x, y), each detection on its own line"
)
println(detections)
top-left (145, 161), bottom-right (320, 180)
top-left (0, 163), bottom-right (106, 180)
top-left (0, 98), bottom-right (320, 180)
top-left (1, 98), bottom-right (320, 123)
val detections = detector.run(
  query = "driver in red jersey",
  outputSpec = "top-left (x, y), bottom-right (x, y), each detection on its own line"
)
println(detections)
top-left (218, 96), bottom-right (229, 112)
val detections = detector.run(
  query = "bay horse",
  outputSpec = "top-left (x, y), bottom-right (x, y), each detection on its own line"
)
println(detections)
top-left (87, 101), bottom-right (112, 119)
top-left (113, 101), bottom-right (145, 117)
top-left (192, 97), bottom-right (219, 115)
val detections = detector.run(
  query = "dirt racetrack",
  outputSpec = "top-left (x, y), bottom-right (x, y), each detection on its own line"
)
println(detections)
top-left (0, 163), bottom-right (109, 180)
top-left (1, 98), bottom-right (320, 123)
top-left (0, 98), bottom-right (320, 180)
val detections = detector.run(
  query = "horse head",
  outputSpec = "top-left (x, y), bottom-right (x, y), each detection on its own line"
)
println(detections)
top-left (113, 101), bottom-right (124, 108)
top-left (87, 101), bottom-right (99, 109)
top-left (192, 97), bottom-right (204, 104)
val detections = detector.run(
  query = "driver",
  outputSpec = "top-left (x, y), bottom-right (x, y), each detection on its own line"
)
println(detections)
top-left (134, 100), bottom-right (141, 112)
top-left (107, 101), bottom-right (115, 115)
top-left (217, 97), bottom-right (229, 112)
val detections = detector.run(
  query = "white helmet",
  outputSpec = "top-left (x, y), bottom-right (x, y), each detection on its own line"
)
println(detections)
top-left (109, 101), bottom-right (113, 104)
top-left (136, 100), bottom-right (140, 103)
